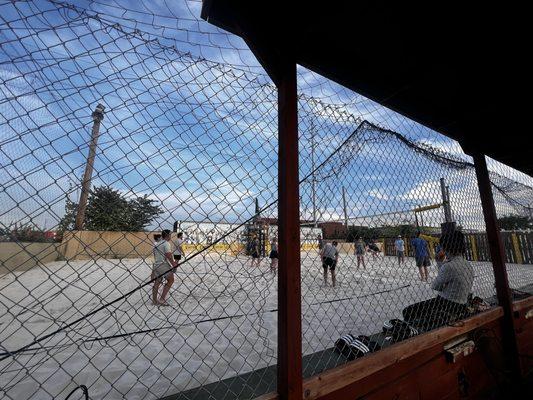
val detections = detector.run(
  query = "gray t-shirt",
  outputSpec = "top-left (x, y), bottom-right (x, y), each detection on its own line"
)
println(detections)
top-left (322, 243), bottom-right (338, 260)
top-left (173, 238), bottom-right (185, 256)
top-left (431, 256), bottom-right (474, 304)
top-left (395, 239), bottom-right (405, 252)
top-left (154, 240), bottom-right (171, 266)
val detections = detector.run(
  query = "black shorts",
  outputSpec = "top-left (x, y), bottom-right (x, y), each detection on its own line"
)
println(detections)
top-left (269, 251), bottom-right (278, 259)
top-left (323, 257), bottom-right (336, 271)
top-left (415, 255), bottom-right (430, 267)
top-left (173, 254), bottom-right (182, 262)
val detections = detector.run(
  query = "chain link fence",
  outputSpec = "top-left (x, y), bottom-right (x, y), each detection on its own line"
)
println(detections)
top-left (297, 69), bottom-right (533, 375)
top-left (1, 1), bottom-right (532, 399)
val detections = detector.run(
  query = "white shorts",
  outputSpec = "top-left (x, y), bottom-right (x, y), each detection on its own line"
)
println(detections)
top-left (153, 263), bottom-right (173, 280)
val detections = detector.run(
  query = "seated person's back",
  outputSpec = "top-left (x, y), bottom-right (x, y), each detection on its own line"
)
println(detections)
top-left (431, 255), bottom-right (474, 305)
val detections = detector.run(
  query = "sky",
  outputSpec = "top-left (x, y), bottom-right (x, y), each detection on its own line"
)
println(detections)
top-left (0, 0), bottom-right (532, 233)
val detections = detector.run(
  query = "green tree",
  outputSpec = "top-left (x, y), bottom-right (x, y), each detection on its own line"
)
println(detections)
top-left (128, 195), bottom-right (163, 231)
top-left (58, 186), bottom-right (163, 232)
top-left (498, 214), bottom-right (532, 231)
top-left (57, 198), bottom-right (78, 233)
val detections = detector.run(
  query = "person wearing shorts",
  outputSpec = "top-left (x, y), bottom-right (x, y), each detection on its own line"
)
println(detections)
top-left (321, 241), bottom-right (339, 287)
top-left (269, 238), bottom-right (278, 274)
top-left (395, 235), bottom-right (405, 266)
top-left (368, 240), bottom-right (381, 259)
top-left (152, 229), bottom-right (176, 306)
top-left (355, 237), bottom-right (366, 269)
top-left (250, 235), bottom-right (261, 267)
top-left (173, 232), bottom-right (185, 263)
top-left (412, 232), bottom-right (430, 281)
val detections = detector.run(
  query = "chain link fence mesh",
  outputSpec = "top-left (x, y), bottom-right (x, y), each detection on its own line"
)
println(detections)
top-left (1, 1), bottom-right (532, 399)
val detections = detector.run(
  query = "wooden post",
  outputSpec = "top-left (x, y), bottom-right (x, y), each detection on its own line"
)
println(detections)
top-left (277, 61), bottom-right (302, 400)
top-left (75, 104), bottom-right (105, 230)
top-left (472, 152), bottom-right (521, 377)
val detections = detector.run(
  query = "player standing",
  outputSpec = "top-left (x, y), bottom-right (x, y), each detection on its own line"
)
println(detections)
top-left (355, 237), bottom-right (366, 269)
top-left (152, 229), bottom-right (176, 306)
top-left (412, 232), bottom-right (430, 281)
top-left (321, 241), bottom-right (339, 287)
top-left (173, 232), bottom-right (185, 263)
top-left (395, 235), bottom-right (405, 266)
top-left (269, 237), bottom-right (278, 274)
top-left (250, 234), bottom-right (261, 267)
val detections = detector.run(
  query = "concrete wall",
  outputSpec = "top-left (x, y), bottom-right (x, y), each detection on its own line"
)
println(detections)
top-left (0, 242), bottom-right (61, 273)
top-left (59, 231), bottom-right (160, 260)
top-left (57, 232), bottom-right (375, 260)
top-left (58, 231), bottom-right (247, 260)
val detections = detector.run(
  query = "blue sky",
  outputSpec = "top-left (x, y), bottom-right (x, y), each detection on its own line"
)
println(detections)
top-left (1, 0), bottom-right (532, 232)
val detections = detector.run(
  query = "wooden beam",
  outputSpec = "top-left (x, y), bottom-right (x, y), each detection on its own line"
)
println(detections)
top-left (472, 152), bottom-right (522, 379)
top-left (277, 60), bottom-right (302, 400)
top-left (513, 295), bottom-right (533, 313)
top-left (301, 308), bottom-right (503, 400)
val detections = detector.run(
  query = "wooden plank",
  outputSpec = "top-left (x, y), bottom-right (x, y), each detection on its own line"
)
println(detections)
top-left (254, 393), bottom-right (279, 400)
top-left (472, 152), bottom-right (521, 379)
top-left (302, 308), bottom-right (503, 400)
top-left (513, 296), bottom-right (533, 313)
top-left (276, 60), bottom-right (302, 400)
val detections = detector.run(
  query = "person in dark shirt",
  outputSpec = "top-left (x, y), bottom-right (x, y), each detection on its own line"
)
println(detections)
top-left (411, 232), bottom-right (430, 281)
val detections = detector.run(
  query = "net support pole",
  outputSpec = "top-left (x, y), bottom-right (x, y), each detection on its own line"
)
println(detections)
top-left (277, 60), bottom-right (303, 399)
top-left (440, 177), bottom-right (452, 223)
top-left (472, 151), bottom-right (521, 378)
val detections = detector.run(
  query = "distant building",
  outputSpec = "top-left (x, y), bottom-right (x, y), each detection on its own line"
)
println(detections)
top-left (318, 222), bottom-right (347, 240)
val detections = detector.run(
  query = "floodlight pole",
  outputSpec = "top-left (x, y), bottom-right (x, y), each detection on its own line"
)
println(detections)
top-left (342, 186), bottom-right (348, 228)
top-left (75, 104), bottom-right (105, 230)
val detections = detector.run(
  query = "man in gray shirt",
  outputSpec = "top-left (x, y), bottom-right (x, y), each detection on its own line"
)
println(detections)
top-left (320, 241), bottom-right (339, 287)
top-left (403, 230), bottom-right (474, 331)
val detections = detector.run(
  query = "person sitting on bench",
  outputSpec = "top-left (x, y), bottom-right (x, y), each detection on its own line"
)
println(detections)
top-left (402, 229), bottom-right (474, 331)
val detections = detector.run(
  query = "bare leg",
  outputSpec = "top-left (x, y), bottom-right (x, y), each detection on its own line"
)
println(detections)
top-left (362, 256), bottom-right (366, 269)
top-left (331, 270), bottom-right (336, 287)
top-left (152, 279), bottom-right (161, 305)
top-left (159, 274), bottom-right (174, 304)
top-left (423, 266), bottom-right (429, 282)
top-left (418, 267), bottom-right (424, 281)
top-left (323, 269), bottom-right (328, 286)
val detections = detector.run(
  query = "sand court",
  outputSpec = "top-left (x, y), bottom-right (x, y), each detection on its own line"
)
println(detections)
top-left (1, 253), bottom-right (532, 399)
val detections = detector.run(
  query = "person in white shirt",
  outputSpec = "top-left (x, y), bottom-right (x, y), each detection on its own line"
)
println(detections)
top-left (152, 229), bottom-right (177, 306)
top-left (320, 241), bottom-right (339, 287)
top-left (395, 235), bottom-right (405, 265)
top-left (173, 232), bottom-right (185, 263)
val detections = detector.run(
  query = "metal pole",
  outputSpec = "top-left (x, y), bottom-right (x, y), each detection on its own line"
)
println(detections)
top-left (440, 177), bottom-right (452, 223)
top-left (310, 119), bottom-right (317, 227)
top-left (446, 185), bottom-right (452, 221)
top-left (277, 61), bottom-right (302, 400)
top-left (342, 186), bottom-right (348, 228)
top-left (75, 104), bottom-right (105, 230)
top-left (472, 151), bottom-right (521, 378)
